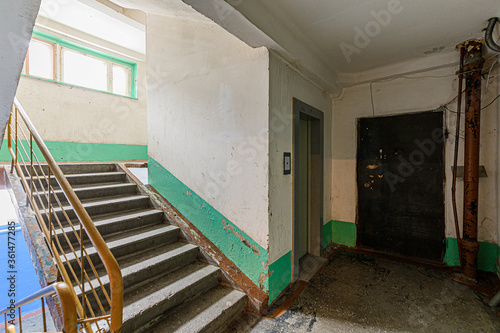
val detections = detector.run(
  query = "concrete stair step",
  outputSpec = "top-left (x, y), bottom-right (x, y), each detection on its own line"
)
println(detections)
top-left (36, 182), bottom-right (138, 206)
top-left (43, 195), bottom-right (152, 222)
top-left (221, 312), bottom-right (260, 333)
top-left (24, 161), bottom-right (248, 333)
top-left (60, 224), bottom-right (180, 272)
top-left (81, 239), bottom-right (197, 281)
top-left (70, 181), bottom-right (130, 190)
top-left (53, 208), bottom-right (165, 245)
top-left (149, 286), bottom-right (247, 333)
top-left (20, 163), bottom-right (118, 176)
top-left (121, 263), bottom-right (220, 332)
top-left (31, 171), bottom-right (127, 189)
top-left (76, 242), bottom-right (200, 315)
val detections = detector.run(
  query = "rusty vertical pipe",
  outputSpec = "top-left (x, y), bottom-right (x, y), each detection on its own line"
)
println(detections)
top-left (452, 46), bottom-right (465, 266)
top-left (460, 39), bottom-right (484, 281)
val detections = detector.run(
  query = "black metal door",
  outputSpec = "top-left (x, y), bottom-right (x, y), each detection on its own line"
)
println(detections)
top-left (357, 111), bottom-right (445, 262)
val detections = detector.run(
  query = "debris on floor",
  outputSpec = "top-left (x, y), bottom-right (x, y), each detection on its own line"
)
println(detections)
top-left (250, 248), bottom-right (500, 333)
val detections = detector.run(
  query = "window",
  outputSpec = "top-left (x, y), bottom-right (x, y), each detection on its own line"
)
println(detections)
top-left (24, 30), bottom-right (137, 98)
top-left (63, 49), bottom-right (108, 91)
top-left (26, 38), bottom-right (55, 80)
top-left (112, 65), bottom-right (131, 96)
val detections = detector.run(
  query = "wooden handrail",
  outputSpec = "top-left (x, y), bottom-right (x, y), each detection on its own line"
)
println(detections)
top-left (0, 282), bottom-right (77, 333)
top-left (8, 98), bottom-right (123, 332)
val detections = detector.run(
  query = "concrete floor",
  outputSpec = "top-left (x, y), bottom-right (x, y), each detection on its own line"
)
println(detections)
top-left (251, 249), bottom-right (500, 333)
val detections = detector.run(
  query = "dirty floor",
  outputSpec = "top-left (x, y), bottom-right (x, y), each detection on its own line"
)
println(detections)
top-left (250, 249), bottom-right (500, 333)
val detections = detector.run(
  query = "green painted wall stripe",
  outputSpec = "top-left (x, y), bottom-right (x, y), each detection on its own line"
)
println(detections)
top-left (326, 221), bottom-right (498, 272)
top-left (478, 242), bottom-right (499, 273)
top-left (0, 141), bottom-right (147, 162)
top-left (323, 220), bottom-right (333, 249)
top-left (148, 157), bottom-right (269, 292)
top-left (32, 30), bottom-right (138, 99)
top-left (332, 220), bottom-right (357, 247)
top-left (444, 238), bottom-right (499, 273)
top-left (444, 238), bottom-right (461, 267)
top-left (268, 251), bottom-right (291, 303)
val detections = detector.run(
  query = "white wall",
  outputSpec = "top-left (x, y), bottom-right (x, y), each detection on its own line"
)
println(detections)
top-left (268, 51), bottom-right (333, 263)
top-left (333, 52), bottom-right (499, 245)
top-left (146, 14), bottom-right (270, 248)
top-left (0, 0), bottom-right (41, 149)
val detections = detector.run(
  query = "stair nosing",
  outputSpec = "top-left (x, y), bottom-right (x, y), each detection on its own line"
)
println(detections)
top-left (122, 264), bottom-right (220, 323)
top-left (54, 208), bottom-right (164, 236)
top-left (31, 171), bottom-right (126, 180)
top-left (51, 195), bottom-right (150, 213)
top-left (75, 243), bottom-right (199, 297)
top-left (50, 182), bottom-right (137, 195)
top-left (61, 224), bottom-right (180, 263)
top-left (155, 287), bottom-right (247, 333)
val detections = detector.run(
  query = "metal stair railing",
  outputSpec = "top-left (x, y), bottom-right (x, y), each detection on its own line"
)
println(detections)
top-left (0, 282), bottom-right (77, 333)
top-left (6, 98), bottom-right (123, 333)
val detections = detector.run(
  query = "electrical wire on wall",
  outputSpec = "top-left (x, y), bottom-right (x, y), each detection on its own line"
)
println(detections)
top-left (442, 55), bottom-right (500, 113)
top-left (368, 17), bottom-right (499, 116)
top-left (368, 59), bottom-right (499, 116)
top-left (450, 46), bottom-right (465, 266)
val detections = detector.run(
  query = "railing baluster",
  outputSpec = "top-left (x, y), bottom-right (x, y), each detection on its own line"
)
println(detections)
top-left (81, 220), bottom-right (86, 320)
top-left (14, 106), bottom-right (18, 169)
top-left (41, 298), bottom-right (47, 332)
top-left (17, 308), bottom-right (21, 333)
top-left (48, 167), bottom-right (52, 249)
top-left (0, 283), bottom-right (78, 333)
top-left (8, 110), bottom-right (13, 174)
top-left (30, 134), bottom-right (33, 200)
top-left (7, 99), bottom-right (123, 333)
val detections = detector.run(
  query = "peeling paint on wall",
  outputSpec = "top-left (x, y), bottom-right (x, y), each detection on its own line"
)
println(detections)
top-left (7, 171), bottom-right (63, 330)
top-left (149, 157), bottom-right (270, 292)
top-left (258, 272), bottom-right (270, 290)
top-left (221, 218), bottom-right (262, 256)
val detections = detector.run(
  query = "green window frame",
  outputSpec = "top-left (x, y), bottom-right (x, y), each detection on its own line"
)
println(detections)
top-left (23, 30), bottom-right (138, 99)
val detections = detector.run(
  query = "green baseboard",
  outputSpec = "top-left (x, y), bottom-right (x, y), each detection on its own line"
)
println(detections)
top-left (323, 220), bottom-right (333, 249)
top-left (268, 251), bottom-right (292, 303)
top-left (326, 221), bottom-right (498, 272)
top-left (444, 238), bottom-right (499, 273)
top-left (0, 141), bottom-right (147, 162)
top-left (331, 220), bottom-right (357, 247)
top-left (148, 157), bottom-right (270, 293)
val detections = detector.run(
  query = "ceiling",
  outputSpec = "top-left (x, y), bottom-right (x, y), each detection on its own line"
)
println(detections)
top-left (38, 0), bottom-right (145, 54)
top-left (224, 0), bottom-right (500, 74)
top-left (104, 0), bottom-right (500, 92)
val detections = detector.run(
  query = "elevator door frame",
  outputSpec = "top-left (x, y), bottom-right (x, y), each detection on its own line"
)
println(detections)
top-left (292, 98), bottom-right (324, 281)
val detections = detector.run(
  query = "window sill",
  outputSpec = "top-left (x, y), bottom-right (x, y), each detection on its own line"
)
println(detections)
top-left (21, 74), bottom-right (138, 100)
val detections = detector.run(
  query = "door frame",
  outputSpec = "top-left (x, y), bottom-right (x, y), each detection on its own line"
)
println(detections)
top-left (355, 110), bottom-right (446, 260)
top-left (292, 98), bottom-right (324, 281)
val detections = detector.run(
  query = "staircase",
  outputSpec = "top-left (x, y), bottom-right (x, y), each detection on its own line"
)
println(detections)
top-left (31, 162), bottom-right (251, 332)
